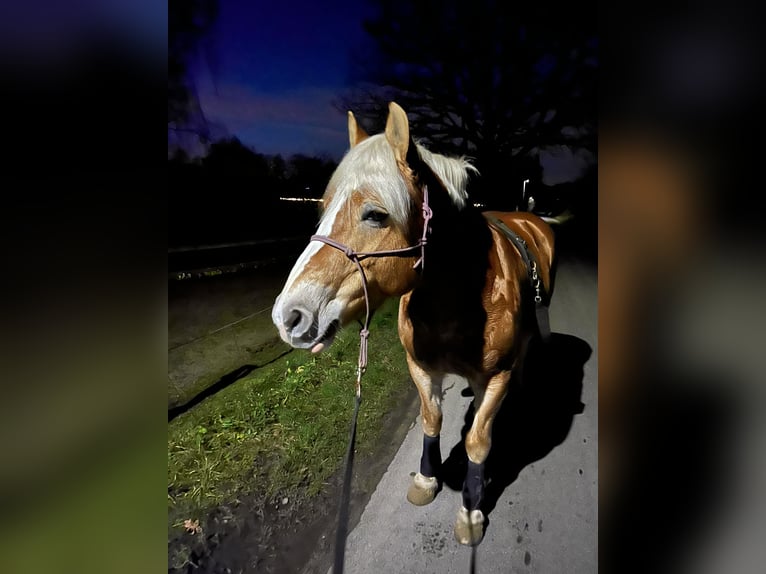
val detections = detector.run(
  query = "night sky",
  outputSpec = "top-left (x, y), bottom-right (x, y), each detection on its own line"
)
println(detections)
top-left (3, 0), bottom-right (591, 182)
top-left (193, 0), bottom-right (372, 160)
top-left (185, 0), bottom-right (591, 183)
top-left (177, 0), bottom-right (592, 185)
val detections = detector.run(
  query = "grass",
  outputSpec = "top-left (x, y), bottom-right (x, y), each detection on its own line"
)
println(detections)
top-left (167, 297), bottom-right (411, 524)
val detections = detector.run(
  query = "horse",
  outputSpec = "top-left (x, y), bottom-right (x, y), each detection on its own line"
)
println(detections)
top-left (271, 102), bottom-right (555, 546)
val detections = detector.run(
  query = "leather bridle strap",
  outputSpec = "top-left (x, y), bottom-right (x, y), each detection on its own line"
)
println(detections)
top-left (309, 185), bottom-right (433, 386)
top-left (311, 186), bottom-right (432, 574)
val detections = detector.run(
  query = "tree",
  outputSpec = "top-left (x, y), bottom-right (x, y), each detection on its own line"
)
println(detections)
top-left (168, 0), bottom-right (219, 144)
top-left (338, 0), bottom-right (597, 207)
top-left (202, 138), bottom-right (269, 178)
top-left (285, 155), bottom-right (339, 198)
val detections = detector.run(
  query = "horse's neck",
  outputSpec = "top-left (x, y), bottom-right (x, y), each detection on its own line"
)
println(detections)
top-left (404, 205), bottom-right (491, 361)
top-left (414, 205), bottom-right (492, 300)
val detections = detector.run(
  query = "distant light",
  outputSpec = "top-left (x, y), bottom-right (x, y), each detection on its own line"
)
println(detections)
top-left (279, 197), bottom-right (323, 203)
top-left (473, 203), bottom-right (485, 208)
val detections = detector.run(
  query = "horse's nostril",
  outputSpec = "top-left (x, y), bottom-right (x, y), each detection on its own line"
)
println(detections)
top-left (285, 308), bottom-right (314, 339)
top-left (288, 309), bottom-right (303, 331)
top-left (281, 305), bottom-right (317, 342)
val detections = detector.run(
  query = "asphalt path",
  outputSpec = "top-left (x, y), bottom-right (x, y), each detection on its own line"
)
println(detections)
top-left (335, 254), bottom-right (598, 574)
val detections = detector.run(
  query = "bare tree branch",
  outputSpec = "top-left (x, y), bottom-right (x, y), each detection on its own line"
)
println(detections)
top-left (338, 0), bottom-right (596, 204)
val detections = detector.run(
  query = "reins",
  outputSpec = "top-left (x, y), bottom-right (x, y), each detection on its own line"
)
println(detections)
top-left (310, 186), bottom-right (433, 574)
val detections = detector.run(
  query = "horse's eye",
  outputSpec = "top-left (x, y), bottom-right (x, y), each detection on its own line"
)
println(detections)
top-left (362, 209), bottom-right (389, 225)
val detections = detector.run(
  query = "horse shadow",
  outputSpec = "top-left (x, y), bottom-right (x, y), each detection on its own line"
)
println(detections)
top-left (440, 332), bottom-right (592, 517)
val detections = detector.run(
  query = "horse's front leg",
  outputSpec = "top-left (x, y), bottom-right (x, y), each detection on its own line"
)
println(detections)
top-left (455, 370), bottom-right (511, 546)
top-left (405, 352), bottom-right (444, 506)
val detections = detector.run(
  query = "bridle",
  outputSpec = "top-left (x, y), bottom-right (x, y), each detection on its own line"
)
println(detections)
top-left (309, 185), bottom-right (433, 574)
top-left (307, 186), bottom-right (550, 574)
top-left (310, 185), bottom-right (433, 394)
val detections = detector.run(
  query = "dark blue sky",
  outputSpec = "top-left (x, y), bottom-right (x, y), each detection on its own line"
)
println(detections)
top-left (193, 0), bottom-right (373, 160)
top-left (3, 0), bottom-right (590, 182)
top-left (185, 0), bottom-right (591, 183)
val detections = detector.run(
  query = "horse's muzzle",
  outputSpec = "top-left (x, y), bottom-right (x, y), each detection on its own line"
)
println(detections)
top-left (272, 290), bottom-right (342, 353)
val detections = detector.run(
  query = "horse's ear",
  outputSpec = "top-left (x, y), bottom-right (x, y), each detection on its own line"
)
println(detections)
top-left (347, 111), bottom-right (369, 148)
top-left (385, 102), bottom-right (409, 163)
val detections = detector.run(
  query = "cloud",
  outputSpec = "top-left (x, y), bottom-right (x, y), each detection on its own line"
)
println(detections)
top-left (197, 83), bottom-right (349, 157)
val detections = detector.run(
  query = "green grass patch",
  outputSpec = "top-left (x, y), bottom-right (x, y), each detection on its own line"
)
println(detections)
top-left (168, 297), bottom-right (410, 522)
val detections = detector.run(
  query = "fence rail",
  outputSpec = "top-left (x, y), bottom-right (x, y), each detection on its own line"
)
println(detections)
top-left (169, 235), bottom-right (308, 254)
top-left (168, 304), bottom-right (274, 352)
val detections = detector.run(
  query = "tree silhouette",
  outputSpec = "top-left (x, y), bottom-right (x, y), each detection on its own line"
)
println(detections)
top-left (168, 0), bottom-right (219, 142)
top-left (285, 154), bottom-right (339, 198)
top-left (203, 138), bottom-right (270, 179)
top-left (169, 138), bottom-right (339, 246)
top-left (338, 0), bottom-right (597, 206)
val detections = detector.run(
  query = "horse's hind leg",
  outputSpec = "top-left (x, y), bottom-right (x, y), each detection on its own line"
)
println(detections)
top-left (455, 370), bottom-right (511, 546)
top-left (405, 353), bottom-right (444, 506)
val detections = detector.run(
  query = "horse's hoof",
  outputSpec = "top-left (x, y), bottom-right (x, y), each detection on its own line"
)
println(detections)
top-left (406, 472), bottom-right (439, 506)
top-left (454, 507), bottom-right (485, 546)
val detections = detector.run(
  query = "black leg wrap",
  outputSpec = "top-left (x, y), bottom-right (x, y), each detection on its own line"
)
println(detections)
top-left (462, 460), bottom-right (485, 511)
top-left (420, 434), bottom-right (441, 478)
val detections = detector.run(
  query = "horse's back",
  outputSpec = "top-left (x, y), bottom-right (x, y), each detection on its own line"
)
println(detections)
top-left (482, 210), bottom-right (556, 298)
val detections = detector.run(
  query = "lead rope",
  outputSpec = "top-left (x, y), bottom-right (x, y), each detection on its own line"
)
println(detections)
top-left (332, 377), bottom-right (361, 574)
top-left (331, 254), bottom-right (367, 574)
top-left (311, 187), bottom-right (432, 574)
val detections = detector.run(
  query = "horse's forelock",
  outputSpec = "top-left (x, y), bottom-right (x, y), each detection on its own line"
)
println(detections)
top-left (322, 135), bottom-right (412, 228)
top-left (321, 134), bottom-right (477, 230)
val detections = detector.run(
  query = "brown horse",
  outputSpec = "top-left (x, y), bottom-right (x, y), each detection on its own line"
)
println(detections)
top-left (272, 102), bottom-right (555, 546)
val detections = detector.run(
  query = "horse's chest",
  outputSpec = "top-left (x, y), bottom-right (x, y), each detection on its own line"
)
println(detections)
top-left (403, 298), bottom-right (489, 374)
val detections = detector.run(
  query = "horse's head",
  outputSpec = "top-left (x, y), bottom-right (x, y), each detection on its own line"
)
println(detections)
top-left (272, 102), bottom-right (475, 353)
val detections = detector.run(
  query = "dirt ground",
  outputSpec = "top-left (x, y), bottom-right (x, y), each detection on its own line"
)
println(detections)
top-left (168, 260), bottom-right (296, 410)
top-left (168, 378), bottom-right (419, 574)
top-left (168, 252), bottom-right (420, 573)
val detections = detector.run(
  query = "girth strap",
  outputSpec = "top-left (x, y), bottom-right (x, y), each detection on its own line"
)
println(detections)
top-left (485, 214), bottom-right (551, 341)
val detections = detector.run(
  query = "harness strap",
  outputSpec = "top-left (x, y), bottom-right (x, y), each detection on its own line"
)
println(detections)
top-left (485, 215), bottom-right (552, 342)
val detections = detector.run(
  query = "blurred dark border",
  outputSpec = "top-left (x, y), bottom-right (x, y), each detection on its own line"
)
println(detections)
top-left (601, 2), bottom-right (766, 573)
top-left (601, 1), bottom-right (766, 239)
top-left (0, 32), bottom-right (168, 574)
top-left (1, 33), bottom-right (167, 280)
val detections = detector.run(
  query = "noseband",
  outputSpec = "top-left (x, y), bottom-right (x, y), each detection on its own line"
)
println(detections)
top-left (309, 186), bottom-right (432, 574)
top-left (309, 185), bottom-right (433, 390)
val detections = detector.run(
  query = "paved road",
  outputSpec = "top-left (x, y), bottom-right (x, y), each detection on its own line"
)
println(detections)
top-left (336, 254), bottom-right (598, 574)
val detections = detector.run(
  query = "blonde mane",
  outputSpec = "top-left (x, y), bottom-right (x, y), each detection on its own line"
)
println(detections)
top-left (321, 134), bottom-right (478, 229)
top-left (414, 141), bottom-right (477, 209)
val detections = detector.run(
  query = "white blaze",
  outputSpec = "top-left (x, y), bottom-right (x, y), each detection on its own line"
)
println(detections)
top-left (274, 193), bottom-right (345, 323)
